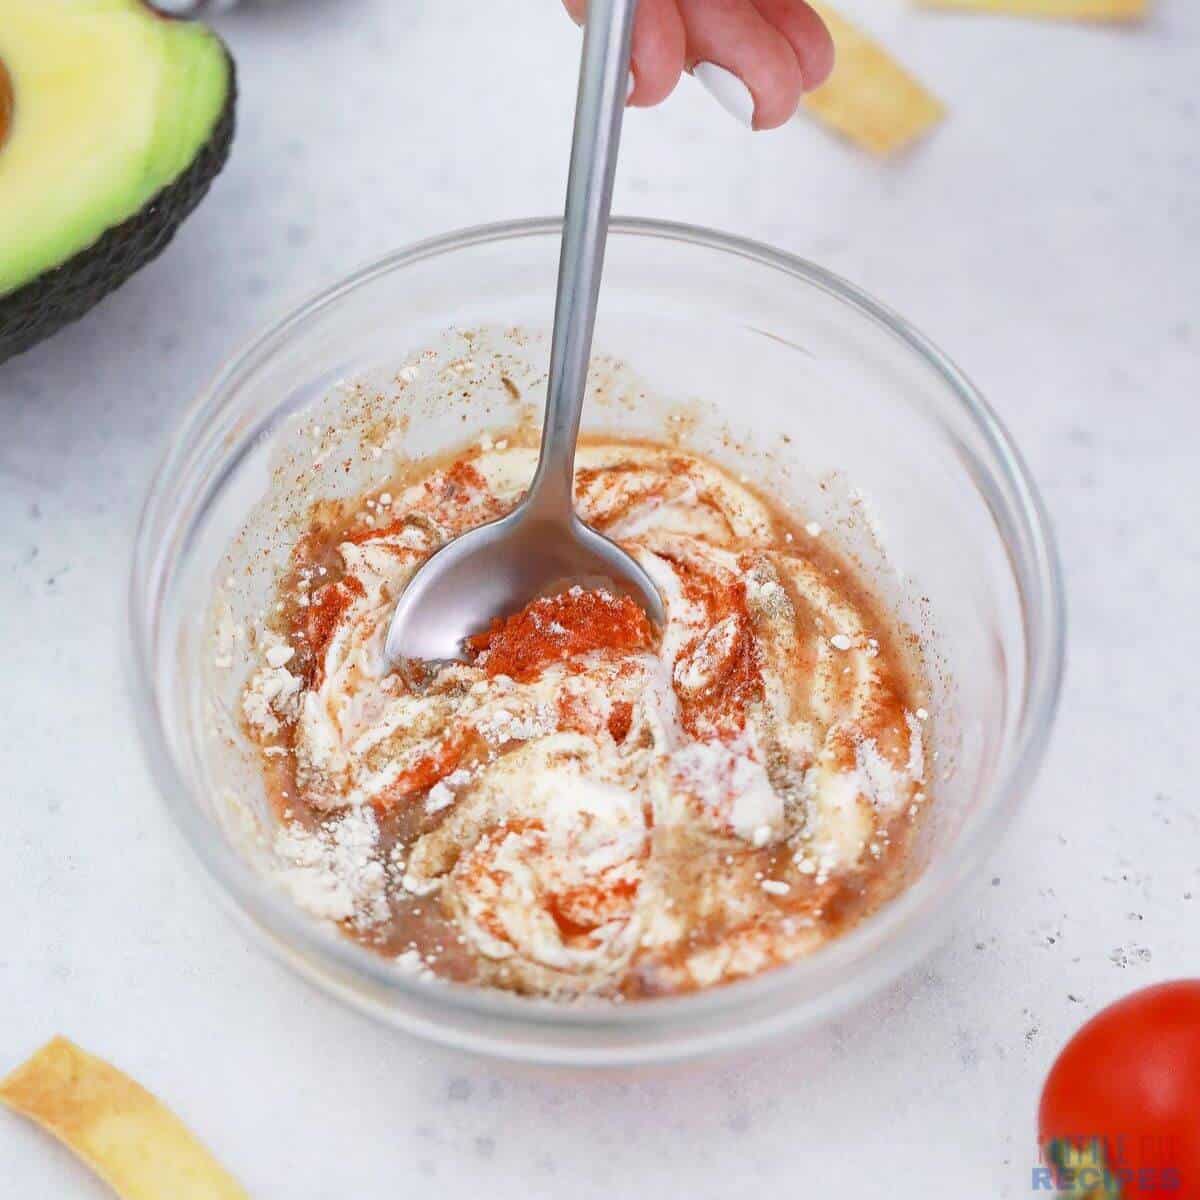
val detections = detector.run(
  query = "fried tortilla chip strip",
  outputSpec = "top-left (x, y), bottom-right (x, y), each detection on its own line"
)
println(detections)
top-left (802, 5), bottom-right (945, 156)
top-left (1, 1037), bottom-right (249, 1199)
top-left (915, 0), bottom-right (1147, 20)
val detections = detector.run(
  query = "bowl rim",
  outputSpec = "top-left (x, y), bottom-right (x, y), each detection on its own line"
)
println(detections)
top-left (129, 216), bottom-right (1066, 1063)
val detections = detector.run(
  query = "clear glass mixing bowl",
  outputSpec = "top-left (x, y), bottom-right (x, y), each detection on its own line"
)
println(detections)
top-left (129, 218), bottom-right (1064, 1065)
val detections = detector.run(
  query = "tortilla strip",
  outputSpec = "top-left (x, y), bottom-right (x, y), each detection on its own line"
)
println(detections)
top-left (1, 1037), bottom-right (249, 1199)
top-left (802, 5), bottom-right (945, 156)
top-left (915, 0), bottom-right (1147, 20)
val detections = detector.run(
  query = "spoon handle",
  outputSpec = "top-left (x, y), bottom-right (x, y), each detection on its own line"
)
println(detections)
top-left (527, 0), bottom-right (639, 516)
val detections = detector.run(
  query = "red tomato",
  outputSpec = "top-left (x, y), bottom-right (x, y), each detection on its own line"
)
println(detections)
top-left (1039, 980), bottom-right (1200, 1199)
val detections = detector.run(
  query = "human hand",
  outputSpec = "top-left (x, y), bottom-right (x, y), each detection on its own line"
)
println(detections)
top-left (561, 0), bottom-right (835, 130)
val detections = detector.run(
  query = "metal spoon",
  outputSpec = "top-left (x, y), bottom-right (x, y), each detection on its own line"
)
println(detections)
top-left (384, 0), bottom-right (664, 668)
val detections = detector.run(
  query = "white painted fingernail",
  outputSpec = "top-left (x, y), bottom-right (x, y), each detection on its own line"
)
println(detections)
top-left (693, 62), bottom-right (756, 128)
top-left (626, 73), bottom-right (636, 103)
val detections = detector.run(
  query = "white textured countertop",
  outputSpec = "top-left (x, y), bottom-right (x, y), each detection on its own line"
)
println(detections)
top-left (2, 1), bottom-right (1197, 1194)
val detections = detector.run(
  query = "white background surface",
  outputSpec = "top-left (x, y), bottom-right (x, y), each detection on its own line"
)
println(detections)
top-left (2, 1), bottom-right (1197, 1195)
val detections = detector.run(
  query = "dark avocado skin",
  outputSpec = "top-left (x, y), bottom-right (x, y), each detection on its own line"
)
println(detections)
top-left (0, 53), bottom-right (236, 366)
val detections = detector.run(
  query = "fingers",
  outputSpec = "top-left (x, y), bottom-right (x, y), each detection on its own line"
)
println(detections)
top-left (628, 0), bottom-right (688, 106)
top-left (560, 0), bottom-right (834, 129)
top-left (677, 0), bottom-right (804, 130)
top-left (750, 0), bottom-right (835, 93)
top-left (560, 0), bottom-right (686, 107)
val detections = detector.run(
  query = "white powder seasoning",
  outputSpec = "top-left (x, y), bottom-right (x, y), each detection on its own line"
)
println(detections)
top-left (394, 948), bottom-right (435, 980)
top-left (476, 704), bottom-right (554, 746)
top-left (425, 768), bottom-right (473, 815)
top-left (243, 660), bottom-right (304, 736)
top-left (265, 643), bottom-right (295, 669)
top-left (274, 806), bottom-right (390, 930)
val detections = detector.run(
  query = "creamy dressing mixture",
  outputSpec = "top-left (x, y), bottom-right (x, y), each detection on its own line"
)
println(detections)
top-left (242, 438), bottom-right (930, 999)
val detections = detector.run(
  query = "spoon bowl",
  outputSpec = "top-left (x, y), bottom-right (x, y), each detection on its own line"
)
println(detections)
top-left (384, 503), bottom-right (666, 666)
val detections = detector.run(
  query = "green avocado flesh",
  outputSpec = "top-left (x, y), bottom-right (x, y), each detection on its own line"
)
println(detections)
top-left (0, 0), bottom-right (234, 361)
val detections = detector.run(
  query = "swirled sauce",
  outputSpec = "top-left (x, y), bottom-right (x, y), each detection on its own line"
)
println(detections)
top-left (243, 439), bottom-right (930, 999)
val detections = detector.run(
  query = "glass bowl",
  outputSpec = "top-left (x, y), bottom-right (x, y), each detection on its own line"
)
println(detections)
top-left (129, 218), bottom-right (1064, 1065)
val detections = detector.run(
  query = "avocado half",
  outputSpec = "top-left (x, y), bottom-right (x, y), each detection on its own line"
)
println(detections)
top-left (0, 0), bottom-right (235, 364)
